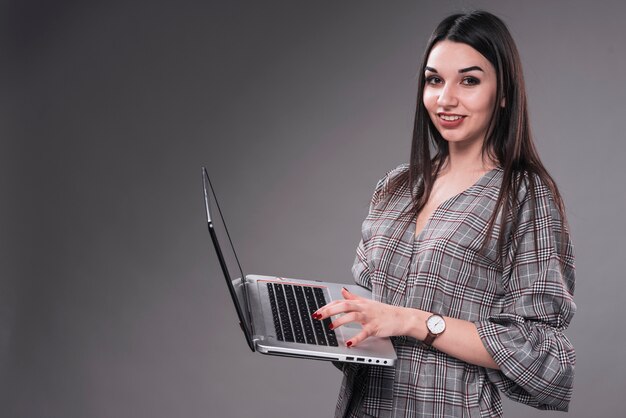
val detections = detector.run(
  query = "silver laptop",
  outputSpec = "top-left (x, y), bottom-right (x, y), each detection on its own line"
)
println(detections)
top-left (202, 168), bottom-right (396, 366)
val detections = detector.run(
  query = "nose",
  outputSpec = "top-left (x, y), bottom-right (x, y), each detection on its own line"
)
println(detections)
top-left (437, 83), bottom-right (458, 108)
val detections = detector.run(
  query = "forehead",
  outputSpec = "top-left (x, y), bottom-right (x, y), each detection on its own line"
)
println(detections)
top-left (426, 40), bottom-right (493, 72)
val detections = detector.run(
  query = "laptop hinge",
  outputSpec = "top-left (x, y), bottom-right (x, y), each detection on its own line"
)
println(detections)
top-left (243, 280), bottom-right (256, 334)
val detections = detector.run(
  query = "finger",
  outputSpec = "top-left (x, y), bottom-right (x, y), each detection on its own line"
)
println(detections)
top-left (346, 329), bottom-right (370, 348)
top-left (341, 287), bottom-right (366, 301)
top-left (329, 312), bottom-right (361, 330)
top-left (314, 301), bottom-right (358, 319)
top-left (311, 298), bottom-right (346, 319)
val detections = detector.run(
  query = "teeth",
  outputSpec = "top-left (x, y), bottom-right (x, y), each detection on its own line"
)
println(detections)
top-left (440, 114), bottom-right (463, 121)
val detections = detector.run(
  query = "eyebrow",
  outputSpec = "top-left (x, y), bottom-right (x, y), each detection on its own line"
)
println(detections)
top-left (425, 65), bottom-right (484, 73)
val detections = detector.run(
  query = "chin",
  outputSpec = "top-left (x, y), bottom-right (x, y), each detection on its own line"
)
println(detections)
top-left (440, 134), bottom-right (481, 146)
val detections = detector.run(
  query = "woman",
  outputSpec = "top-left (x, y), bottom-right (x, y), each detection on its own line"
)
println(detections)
top-left (314, 11), bottom-right (576, 417)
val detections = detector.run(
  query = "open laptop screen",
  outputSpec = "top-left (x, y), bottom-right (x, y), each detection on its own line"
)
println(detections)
top-left (202, 168), bottom-right (254, 350)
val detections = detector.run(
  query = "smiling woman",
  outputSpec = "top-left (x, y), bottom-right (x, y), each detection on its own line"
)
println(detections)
top-left (423, 41), bottom-right (499, 148)
top-left (313, 10), bottom-right (576, 418)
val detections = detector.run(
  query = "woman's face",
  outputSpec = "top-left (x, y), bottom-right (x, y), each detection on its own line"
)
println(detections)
top-left (423, 40), bottom-right (498, 149)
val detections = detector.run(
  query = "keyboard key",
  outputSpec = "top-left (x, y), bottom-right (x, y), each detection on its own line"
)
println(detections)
top-left (295, 286), bottom-right (317, 344)
top-left (284, 285), bottom-right (306, 344)
top-left (273, 284), bottom-right (294, 342)
top-left (267, 282), bottom-right (337, 346)
top-left (267, 284), bottom-right (283, 341)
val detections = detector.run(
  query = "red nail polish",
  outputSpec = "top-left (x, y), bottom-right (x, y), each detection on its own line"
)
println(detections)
top-left (346, 341), bottom-right (352, 347)
top-left (312, 313), bottom-right (321, 320)
top-left (328, 323), bottom-right (334, 330)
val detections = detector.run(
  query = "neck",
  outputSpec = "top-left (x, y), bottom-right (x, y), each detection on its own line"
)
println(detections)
top-left (442, 141), bottom-right (496, 175)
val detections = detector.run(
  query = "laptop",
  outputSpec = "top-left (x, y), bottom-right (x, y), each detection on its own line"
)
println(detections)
top-left (202, 168), bottom-right (397, 366)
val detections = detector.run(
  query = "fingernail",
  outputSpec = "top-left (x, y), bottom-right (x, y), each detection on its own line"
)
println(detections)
top-left (328, 323), bottom-right (334, 330)
top-left (342, 287), bottom-right (349, 292)
top-left (312, 313), bottom-right (321, 320)
top-left (346, 341), bottom-right (352, 347)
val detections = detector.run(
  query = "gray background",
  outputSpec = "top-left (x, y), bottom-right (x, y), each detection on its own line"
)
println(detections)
top-left (2, 0), bottom-right (624, 417)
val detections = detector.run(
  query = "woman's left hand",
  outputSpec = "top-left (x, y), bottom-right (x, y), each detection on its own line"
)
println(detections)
top-left (313, 288), bottom-right (411, 347)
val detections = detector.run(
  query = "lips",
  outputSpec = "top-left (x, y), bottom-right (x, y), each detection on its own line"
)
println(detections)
top-left (440, 114), bottom-right (463, 121)
top-left (437, 113), bottom-right (466, 128)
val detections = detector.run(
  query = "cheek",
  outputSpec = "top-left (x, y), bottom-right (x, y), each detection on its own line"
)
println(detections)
top-left (467, 89), bottom-right (497, 114)
top-left (422, 89), bottom-right (437, 111)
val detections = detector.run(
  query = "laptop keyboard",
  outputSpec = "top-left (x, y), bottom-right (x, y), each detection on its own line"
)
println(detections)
top-left (267, 283), bottom-right (338, 347)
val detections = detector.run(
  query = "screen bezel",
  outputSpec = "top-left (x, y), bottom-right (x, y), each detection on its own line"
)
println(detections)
top-left (202, 167), bottom-right (255, 352)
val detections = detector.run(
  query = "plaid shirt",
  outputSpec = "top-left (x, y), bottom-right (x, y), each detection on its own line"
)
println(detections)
top-left (335, 165), bottom-right (576, 418)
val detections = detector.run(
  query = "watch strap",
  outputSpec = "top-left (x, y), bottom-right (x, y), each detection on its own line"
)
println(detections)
top-left (423, 332), bottom-right (437, 346)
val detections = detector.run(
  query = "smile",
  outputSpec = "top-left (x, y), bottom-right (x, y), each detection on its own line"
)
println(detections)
top-left (439, 114), bottom-right (465, 121)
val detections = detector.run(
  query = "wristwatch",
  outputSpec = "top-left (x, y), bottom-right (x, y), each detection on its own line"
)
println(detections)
top-left (424, 314), bottom-right (446, 346)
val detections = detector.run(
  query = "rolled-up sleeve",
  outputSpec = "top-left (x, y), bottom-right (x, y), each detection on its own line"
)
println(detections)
top-left (475, 178), bottom-right (576, 411)
top-left (352, 238), bottom-right (371, 288)
top-left (352, 174), bottom-right (389, 289)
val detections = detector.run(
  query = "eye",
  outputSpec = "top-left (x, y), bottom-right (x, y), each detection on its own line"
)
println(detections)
top-left (425, 75), bottom-right (443, 85)
top-left (462, 76), bottom-right (480, 86)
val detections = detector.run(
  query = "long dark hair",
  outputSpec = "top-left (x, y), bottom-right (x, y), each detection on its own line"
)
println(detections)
top-left (387, 10), bottom-right (567, 254)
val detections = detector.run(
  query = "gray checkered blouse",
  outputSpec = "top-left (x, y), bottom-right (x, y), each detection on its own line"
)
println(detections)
top-left (335, 164), bottom-right (576, 418)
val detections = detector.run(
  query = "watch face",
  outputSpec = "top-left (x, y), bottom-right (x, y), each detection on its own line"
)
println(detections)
top-left (427, 315), bottom-right (446, 335)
